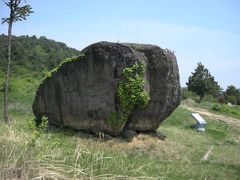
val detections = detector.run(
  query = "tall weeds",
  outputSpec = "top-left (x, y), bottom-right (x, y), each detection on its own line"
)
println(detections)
top-left (0, 122), bottom-right (160, 179)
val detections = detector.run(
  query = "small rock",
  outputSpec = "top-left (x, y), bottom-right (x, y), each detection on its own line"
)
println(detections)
top-left (121, 129), bottom-right (138, 141)
top-left (103, 134), bottom-right (113, 141)
top-left (155, 131), bottom-right (167, 140)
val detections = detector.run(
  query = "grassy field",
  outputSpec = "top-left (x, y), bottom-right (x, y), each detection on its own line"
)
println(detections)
top-left (0, 97), bottom-right (239, 179)
top-left (0, 76), bottom-right (239, 179)
top-left (183, 99), bottom-right (240, 119)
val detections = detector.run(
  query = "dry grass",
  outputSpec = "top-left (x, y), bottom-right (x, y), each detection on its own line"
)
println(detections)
top-left (0, 124), bottom-right (166, 179)
top-left (0, 106), bottom-right (240, 179)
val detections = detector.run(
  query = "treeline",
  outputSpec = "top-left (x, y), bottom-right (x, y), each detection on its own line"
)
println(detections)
top-left (222, 85), bottom-right (240, 105)
top-left (0, 34), bottom-right (80, 77)
top-left (183, 63), bottom-right (240, 105)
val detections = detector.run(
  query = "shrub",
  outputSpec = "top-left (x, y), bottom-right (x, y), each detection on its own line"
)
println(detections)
top-left (202, 94), bottom-right (217, 103)
top-left (211, 103), bottom-right (221, 111)
top-left (106, 112), bottom-right (127, 130)
top-left (181, 89), bottom-right (199, 101)
top-left (237, 95), bottom-right (240, 105)
top-left (218, 96), bottom-right (224, 104)
top-left (225, 95), bottom-right (237, 105)
top-left (27, 116), bottom-right (48, 135)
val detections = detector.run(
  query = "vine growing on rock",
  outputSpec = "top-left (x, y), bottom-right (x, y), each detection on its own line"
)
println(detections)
top-left (107, 62), bottom-right (150, 130)
top-left (41, 54), bottom-right (85, 84)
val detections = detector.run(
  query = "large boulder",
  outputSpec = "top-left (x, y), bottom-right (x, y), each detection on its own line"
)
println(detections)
top-left (32, 42), bottom-right (181, 136)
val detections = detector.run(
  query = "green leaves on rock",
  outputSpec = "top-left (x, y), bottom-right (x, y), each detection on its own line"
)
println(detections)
top-left (106, 112), bottom-right (127, 130)
top-left (107, 62), bottom-right (150, 130)
top-left (117, 62), bottom-right (150, 115)
top-left (41, 55), bottom-right (85, 83)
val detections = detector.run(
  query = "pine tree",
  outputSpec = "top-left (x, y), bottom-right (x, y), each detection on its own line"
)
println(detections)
top-left (186, 62), bottom-right (220, 100)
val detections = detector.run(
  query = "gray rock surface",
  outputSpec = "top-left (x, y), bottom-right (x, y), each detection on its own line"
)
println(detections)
top-left (33, 42), bottom-right (181, 136)
top-left (121, 129), bottom-right (138, 141)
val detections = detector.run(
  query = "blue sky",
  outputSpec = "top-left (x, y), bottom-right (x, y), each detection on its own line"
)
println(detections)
top-left (1, 0), bottom-right (240, 89)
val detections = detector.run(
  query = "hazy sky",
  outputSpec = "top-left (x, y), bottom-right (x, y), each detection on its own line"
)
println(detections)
top-left (1, 0), bottom-right (239, 89)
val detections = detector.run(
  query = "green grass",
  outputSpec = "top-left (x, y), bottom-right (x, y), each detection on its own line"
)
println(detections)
top-left (0, 77), bottom-right (240, 179)
top-left (182, 99), bottom-right (240, 119)
top-left (0, 100), bottom-right (240, 179)
top-left (0, 73), bottom-right (44, 106)
top-left (210, 103), bottom-right (240, 118)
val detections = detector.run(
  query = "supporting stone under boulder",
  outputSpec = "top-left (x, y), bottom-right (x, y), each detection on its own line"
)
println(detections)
top-left (32, 42), bottom-right (181, 136)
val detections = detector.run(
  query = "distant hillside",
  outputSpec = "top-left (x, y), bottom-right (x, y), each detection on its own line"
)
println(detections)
top-left (0, 34), bottom-right (80, 77)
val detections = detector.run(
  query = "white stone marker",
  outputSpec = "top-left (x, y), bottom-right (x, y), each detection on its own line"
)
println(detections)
top-left (191, 113), bottom-right (207, 132)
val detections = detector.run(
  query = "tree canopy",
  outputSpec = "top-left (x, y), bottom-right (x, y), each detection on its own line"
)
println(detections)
top-left (224, 85), bottom-right (240, 105)
top-left (1, 0), bottom-right (33, 24)
top-left (186, 62), bottom-right (220, 100)
top-left (0, 34), bottom-right (80, 77)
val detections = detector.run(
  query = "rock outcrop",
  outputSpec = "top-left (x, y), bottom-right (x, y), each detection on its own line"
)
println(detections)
top-left (33, 42), bottom-right (181, 136)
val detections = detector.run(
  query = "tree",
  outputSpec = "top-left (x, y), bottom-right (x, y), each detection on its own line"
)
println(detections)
top-left (237, 90), bottom-right (240, 105)
top-left (186, 62), bottom-right (220, 100)
top-left (2, 0), bottom-right (33, 125)
top-left (224, 85), bottom-right (239, 105)
top-left (225, 85), bottom-right (238, 97)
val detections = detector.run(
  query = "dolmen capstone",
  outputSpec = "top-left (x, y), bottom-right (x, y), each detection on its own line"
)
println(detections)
top-left (33, 42), bottom-right (181, 136)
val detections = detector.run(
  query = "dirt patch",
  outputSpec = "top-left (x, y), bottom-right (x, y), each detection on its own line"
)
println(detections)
top-left (182, 105), bottom-right (240, 128)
